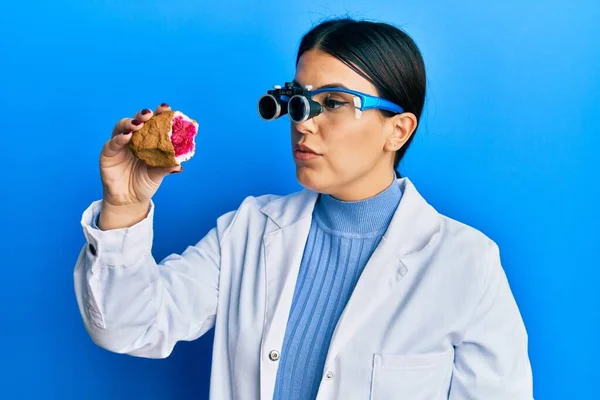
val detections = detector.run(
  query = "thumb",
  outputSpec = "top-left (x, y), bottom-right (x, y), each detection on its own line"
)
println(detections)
top-left (148, 165), bottom-right (183, 183)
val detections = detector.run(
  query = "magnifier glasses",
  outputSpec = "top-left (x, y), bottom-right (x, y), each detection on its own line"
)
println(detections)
top-left (258, 82), bottom-right (324, 123)
top-left (258, 81), bottom-right (404, 123)
top-left (258, 82), bottom-right (303, 121)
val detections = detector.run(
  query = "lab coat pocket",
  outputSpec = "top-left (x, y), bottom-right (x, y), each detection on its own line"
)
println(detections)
top-left (370, 348), bottom-right (454, 400)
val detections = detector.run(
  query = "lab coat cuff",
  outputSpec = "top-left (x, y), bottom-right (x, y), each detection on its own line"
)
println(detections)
top-left (80, 200), bottom-right (154, 267)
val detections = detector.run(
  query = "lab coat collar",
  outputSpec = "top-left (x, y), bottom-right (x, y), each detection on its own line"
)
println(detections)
top-left (259, 185), bottom-right (319, 229)
top-left (259, 177), bottom-right (440, 258)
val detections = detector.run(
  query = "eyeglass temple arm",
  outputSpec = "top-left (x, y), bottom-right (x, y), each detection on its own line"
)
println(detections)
top-left (361, 96), bottom-right (404, 113)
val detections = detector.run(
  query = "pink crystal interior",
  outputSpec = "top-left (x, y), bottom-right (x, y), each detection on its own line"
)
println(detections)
top-left (171, 116), bottom-right (197, 157)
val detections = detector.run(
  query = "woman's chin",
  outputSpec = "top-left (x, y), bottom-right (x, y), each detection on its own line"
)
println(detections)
top-left (296, 167), bottom-right (329, 193)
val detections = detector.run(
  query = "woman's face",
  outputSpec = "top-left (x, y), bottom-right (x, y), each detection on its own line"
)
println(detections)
top-left (291, 49), bottom-right (413, 201)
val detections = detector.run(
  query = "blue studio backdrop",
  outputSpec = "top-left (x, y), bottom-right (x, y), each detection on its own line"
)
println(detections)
top-left (1, 0), bottom-right (598, 399)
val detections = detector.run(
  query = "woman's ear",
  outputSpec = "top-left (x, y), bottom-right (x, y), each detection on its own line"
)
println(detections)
top-left (384, 112), bottom-right (418, 152)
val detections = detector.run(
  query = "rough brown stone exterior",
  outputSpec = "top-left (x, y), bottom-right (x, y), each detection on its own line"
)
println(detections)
top-left (129, 111), bottom-right (180, 167)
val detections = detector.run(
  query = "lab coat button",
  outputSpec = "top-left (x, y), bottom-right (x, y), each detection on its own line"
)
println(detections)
top-left (88, 243), bottom-right (97, 256)
top-left (269, 350), bottom-right (280, 361)
top-left (324, 371), bottom-right (333, 380)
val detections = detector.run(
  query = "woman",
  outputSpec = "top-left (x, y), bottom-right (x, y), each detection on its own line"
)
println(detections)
top-left (74, 17), bottom-right (533, 400)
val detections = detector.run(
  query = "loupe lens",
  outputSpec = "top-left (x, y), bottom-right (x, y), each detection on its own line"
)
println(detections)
top-left (289, 95), bottom-right (322, 123)
top-left (289, 95), bottom-right (309, 122)
top-left (258, 94), bottom-right (287, 120)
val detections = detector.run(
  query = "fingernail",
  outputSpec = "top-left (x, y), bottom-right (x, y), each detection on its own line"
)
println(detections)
top-left (171, 167), bottom-right (183, 174)
top-left (122, 130), bottom-right (132, 135)
top-left (141, 109), bottom-right (151, 115)
top-left (161, 103), bottom-right (169, 107)
top-left (131, 119), bottom-right (142, 126)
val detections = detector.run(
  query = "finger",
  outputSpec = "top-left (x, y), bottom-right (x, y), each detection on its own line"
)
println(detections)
top-left (103, 131), bottom-right (133, 157)
top-left (154, 102), bottom-right (171, 115)
top-left (148, 164), bottom-right (183, 183)
top-left (134, 107), bottom-right (154, 122)
top-left (111, 117), bottom-right (145, 138)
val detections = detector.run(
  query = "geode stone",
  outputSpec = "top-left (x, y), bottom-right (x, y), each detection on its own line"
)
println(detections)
top-left (129, 110), bottom-right (198, 167)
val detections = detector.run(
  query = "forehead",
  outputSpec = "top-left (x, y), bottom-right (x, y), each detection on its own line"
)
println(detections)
top-left (294, 49), bottom-right (377, 95)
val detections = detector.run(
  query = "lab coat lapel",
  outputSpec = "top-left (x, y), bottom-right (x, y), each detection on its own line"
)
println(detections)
top-left (258, 188), bottom-right (319, 397)
top-left (261, 204), bottom-right (314, 345)
top-left (323, 178), bottom-right (441, 366)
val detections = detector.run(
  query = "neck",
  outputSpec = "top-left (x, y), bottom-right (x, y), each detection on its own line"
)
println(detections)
top-left (314, 175), bottom-right (402, 235)
top-left (328, 169), bottom-right (397, 202)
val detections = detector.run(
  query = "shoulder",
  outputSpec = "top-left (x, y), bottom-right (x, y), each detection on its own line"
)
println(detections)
top-left (400, 177), bottom-right (502, 291)
top-left (438, 213), bottom-right (499, 256)
top-left (428, 206), bottom-right (504, 300)
top-left (234, 190), bottom-right (304, 216)
top-left (214, 188), bottom-right (313, 238)
top-left (398, 177), bottom-right (499, 263)
top-left (237, 193), bottom-right (286, 212)
top-left (214, 192), bottom-right (281, 226)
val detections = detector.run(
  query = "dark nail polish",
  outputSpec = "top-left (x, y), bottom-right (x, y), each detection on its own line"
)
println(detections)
top-left (122, 130), bottom-right (132, 135)
top-left (131, 119), bottom-right (142, 126)
top-left (161, 103), bottom-right (169, 107)
top-left (141, 109), bottom-right (151, 115)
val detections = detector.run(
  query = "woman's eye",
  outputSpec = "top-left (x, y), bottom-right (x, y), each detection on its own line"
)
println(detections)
top-left (324, 98), bottom-right (347, 109)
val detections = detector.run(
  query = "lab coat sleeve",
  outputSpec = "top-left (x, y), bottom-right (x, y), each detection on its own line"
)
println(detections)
top-left (448, 242), bottom-right (534, 399)
top-left (73, 199), bottom-right (234, 359)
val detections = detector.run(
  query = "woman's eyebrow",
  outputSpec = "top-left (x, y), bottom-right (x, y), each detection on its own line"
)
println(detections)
top-left (292, 79), bottom-right (350, 90)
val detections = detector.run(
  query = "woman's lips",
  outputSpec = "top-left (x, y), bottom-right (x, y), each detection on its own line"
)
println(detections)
top-left (294, 150), bottom-right (321, 161)
top-left (294, 143), bottom-right (322, 161)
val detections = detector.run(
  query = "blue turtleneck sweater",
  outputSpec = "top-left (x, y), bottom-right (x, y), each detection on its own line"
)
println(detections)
top-left (272, 180), bottom-right (403, 400)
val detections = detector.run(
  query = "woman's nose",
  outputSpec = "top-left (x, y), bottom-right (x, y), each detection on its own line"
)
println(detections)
top-left (293, 117), bottom-right (318, 135)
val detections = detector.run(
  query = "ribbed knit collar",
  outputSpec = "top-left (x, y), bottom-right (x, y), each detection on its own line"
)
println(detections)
top-left (313, 179), bottom-right (402, 236)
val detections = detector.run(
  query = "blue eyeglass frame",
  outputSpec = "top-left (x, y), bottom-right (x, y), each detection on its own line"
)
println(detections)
top-left (306, 87), bottom-right (404, 114)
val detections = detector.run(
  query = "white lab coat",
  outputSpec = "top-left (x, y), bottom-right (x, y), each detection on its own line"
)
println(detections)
top-left (74, 177), bottom-right (533, 399)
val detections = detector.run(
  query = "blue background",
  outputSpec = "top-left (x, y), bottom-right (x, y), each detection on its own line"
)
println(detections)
top-left (1, 0), bottom-right (598, 398)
